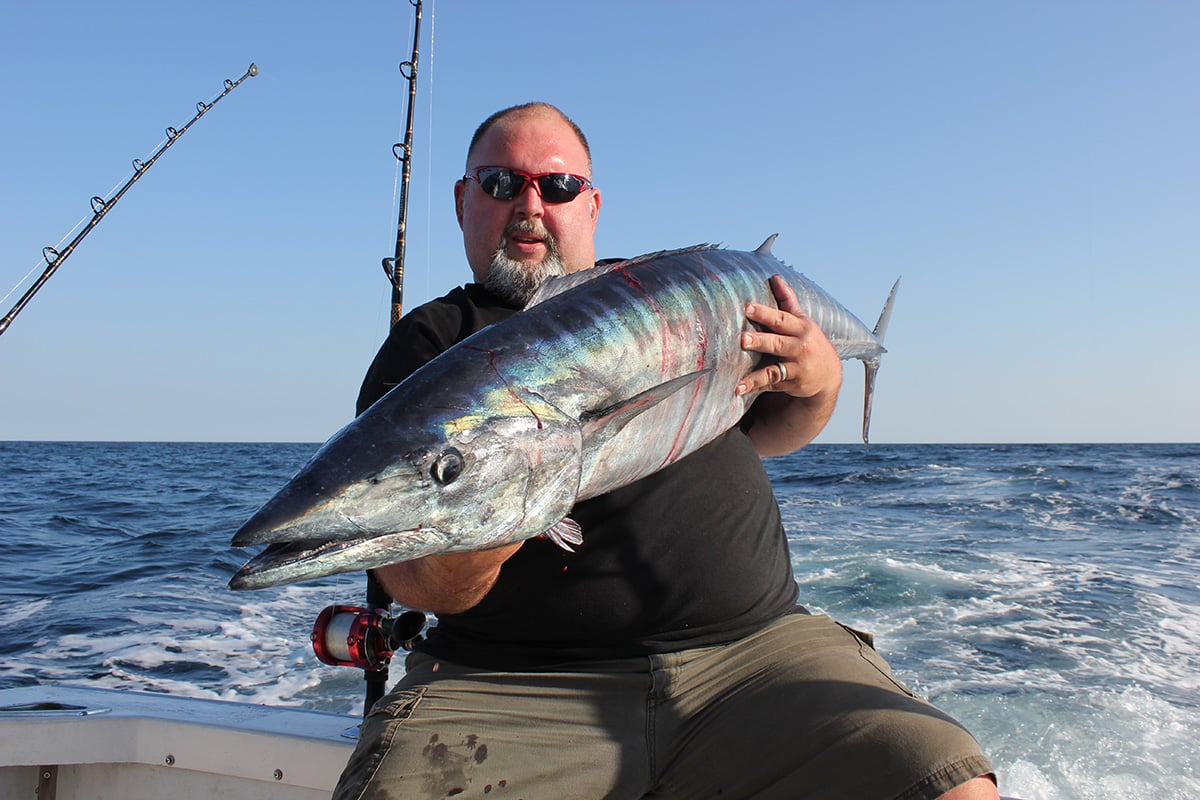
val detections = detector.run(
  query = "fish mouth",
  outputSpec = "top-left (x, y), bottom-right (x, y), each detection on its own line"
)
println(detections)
top-left (229, 525), bottom-right (454, 591)
top-left (229, 537), bottom-right (364, 590)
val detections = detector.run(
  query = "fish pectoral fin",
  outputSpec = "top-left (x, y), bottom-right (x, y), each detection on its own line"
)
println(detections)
top-left (579, 369), bottom-right (713, 442)
top-left (540, 517), bottom-right (584, 552)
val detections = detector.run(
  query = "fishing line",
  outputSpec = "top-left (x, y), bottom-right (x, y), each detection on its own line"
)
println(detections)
top-left (0, 265), bottom-right (42, 313)
top-left (420, 0), bottom-right (438, 307)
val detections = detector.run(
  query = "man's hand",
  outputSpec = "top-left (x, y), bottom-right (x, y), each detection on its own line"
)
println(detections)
top-left (736, 274), bottom-right (843, 456)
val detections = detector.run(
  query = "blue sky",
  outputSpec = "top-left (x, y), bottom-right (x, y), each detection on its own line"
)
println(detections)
top-left (2, 1), bottom-right (1196, 443)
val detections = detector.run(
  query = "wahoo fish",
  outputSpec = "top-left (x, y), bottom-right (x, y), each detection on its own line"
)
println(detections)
top-left (230, 237), bottom-right (899, 590)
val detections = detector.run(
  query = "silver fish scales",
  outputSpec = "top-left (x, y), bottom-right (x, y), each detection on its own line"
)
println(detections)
top-left (230, 237), bottom-right (899, 589)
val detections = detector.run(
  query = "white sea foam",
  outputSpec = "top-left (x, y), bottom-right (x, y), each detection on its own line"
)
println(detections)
top-left (0, 596), bottom-right (51, 628)
top-left (992, 684), bottom-right (1200, 799)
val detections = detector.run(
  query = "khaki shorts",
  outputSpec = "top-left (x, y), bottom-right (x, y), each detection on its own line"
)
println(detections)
top-left (333, 611), bottom-right (993, 800)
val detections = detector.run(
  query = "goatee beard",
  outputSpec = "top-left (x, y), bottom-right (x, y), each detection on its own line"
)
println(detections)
top-left (484, 224), bottom-right (567, 306)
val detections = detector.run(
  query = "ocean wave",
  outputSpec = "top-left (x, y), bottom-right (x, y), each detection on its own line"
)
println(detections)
top-left (2, 441), bottom-right (1197, 797)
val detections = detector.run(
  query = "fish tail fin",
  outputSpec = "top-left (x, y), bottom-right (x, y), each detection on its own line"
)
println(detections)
top-left (862, 360), bottom-right (879, 449)
top-left (861, 277), bottom-right (900, 448)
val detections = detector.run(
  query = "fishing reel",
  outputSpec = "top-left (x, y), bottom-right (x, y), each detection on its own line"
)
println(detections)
top-left (311, 605), bottom-right (427, 672)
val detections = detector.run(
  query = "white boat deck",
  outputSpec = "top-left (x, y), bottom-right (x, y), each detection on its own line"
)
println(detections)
top-left (0, 684), bottom-right (357, 800)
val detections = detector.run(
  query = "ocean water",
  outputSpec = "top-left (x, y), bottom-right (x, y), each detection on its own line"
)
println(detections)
top-left (1, 441), bottom-right (1196, 798)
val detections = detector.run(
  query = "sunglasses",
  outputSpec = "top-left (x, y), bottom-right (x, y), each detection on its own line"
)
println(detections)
top-left (464, 166), bottom-right (593, 204)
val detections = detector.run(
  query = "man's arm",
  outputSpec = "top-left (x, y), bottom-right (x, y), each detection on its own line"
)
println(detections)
top-left (371, 542), bottom-right (523, 614)
top-left (736, 274), bottom-right (844, 457)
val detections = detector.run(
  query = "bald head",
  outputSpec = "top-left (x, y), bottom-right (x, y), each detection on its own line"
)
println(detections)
top-left (465, 102), bottom-right (593, 173)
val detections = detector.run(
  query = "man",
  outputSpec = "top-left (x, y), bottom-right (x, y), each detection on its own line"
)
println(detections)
top-left (333, 102), bottom-right (999, 800)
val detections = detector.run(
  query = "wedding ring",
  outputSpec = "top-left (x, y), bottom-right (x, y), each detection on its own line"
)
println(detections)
top-left (778, 363), bottom-right (788, 383)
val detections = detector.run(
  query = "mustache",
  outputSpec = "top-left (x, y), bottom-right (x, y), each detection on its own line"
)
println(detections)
top-left (502, 219), bottom-right (557, 251)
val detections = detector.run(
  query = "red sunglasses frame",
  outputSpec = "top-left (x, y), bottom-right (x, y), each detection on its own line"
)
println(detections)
top-left (464, 166), bottom-right (593, 203)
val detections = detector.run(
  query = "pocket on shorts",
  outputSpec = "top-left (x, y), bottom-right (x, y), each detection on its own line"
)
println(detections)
top-left (374, 686), bottom-right (429, 722)
top-left (839, 623), bottom-right (875, 649)
top-left (836, 622), bottom-right (920, 700)
top-left (332, 687), bottom-right (428, 800)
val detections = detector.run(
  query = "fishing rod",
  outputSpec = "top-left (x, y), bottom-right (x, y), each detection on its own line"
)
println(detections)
top-left (381, 0), bottom-right (424, 326)
top-left (0, 63), bottom-right (258, 339)
top-left (363, 0), bottom-right (425, 718)
top-left (307, 0), bottom-right (427, 721)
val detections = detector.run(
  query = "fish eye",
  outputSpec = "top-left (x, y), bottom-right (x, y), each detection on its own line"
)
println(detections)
top-left (431, 447), bottom-right (465, 485)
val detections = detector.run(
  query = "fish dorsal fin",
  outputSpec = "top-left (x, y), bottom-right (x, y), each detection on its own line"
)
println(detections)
top-left (579, 369), bottom-right (712, 443)
top-left (524, 262), bottom-right (620, 309)
top-left (872, 277), bottom-right (901, 342)
top-left (541, 517), bottom-right (584, 552)
top-left (755, 234), bottom-right (779, 255)
top-left (524, 246), bottom-right (720, 309)
top-left (609, 242), bottom-right (718, 270)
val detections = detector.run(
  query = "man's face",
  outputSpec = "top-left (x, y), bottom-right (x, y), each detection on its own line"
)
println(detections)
top-left (455, 110), bottom-right (601, 301)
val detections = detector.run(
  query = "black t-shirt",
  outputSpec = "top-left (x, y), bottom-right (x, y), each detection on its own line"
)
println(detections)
top-left (357, 282), bottom-right (800, 669)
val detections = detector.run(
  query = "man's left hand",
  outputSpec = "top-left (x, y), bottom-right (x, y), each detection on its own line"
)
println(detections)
top-left (736, 274), bottom-right (842, 400)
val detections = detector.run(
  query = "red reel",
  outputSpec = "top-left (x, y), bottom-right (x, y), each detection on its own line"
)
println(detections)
top-left (311, 604), bottom-right (394, 671)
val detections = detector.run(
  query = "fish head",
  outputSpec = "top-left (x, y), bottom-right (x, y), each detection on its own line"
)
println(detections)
top-left (390, 388), bottom-right (587, 550)
top-left (229, 382), bottom-right (585, 587)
